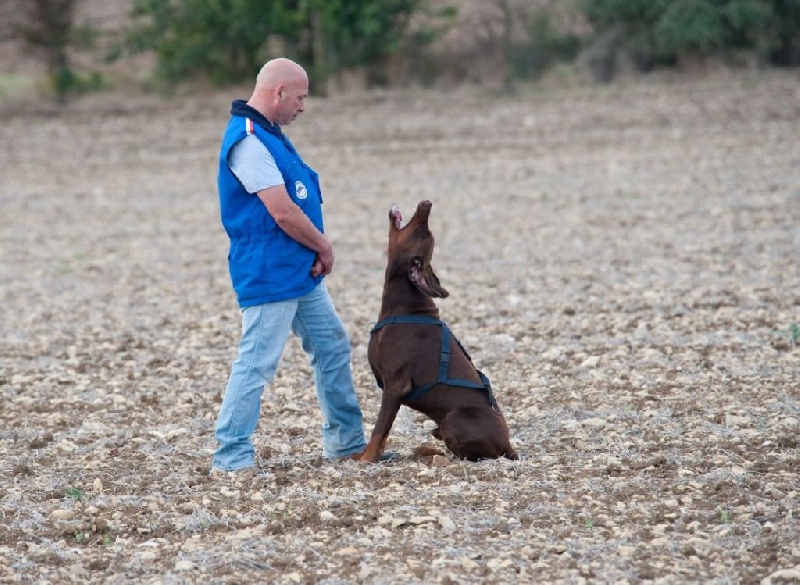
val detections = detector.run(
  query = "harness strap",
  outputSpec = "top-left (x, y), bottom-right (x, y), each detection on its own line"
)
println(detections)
top-left (370, 315), bottom-right (498, 409)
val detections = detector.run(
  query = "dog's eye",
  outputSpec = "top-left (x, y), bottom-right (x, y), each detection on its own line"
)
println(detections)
top-left (412, 257), bottom-right (422, 268)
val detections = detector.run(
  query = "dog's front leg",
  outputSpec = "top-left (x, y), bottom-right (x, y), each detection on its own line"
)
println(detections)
top-left (359, 385), bottom-right (407, 463)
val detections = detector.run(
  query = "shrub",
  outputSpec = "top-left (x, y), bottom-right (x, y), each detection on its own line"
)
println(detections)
top-left (121, 0), bottom-right (422, 91)
top-left (579, 0), bottom-right (800, 77)
top-left (12, 0), bottom-right (103, 102)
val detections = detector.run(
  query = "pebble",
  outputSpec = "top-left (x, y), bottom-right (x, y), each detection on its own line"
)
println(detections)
top-left (582, 418), bottom-right (607, 429)
top-left (764, 567), bottom-right (800, 582)
top-left (55, 440), bottom-right (77, 453)
top-left (431, 455), bottom-right (449, 467)
top-left (51, 509), bottom-right (74, 520)
top-left (725, 413), bottom-right (750, 427)
top-left (580, 356), bottom-right (600, 368)
top-left (542, 347), bottom-right (564, 361)
top-left (335, 547), bottom-right (359, 556)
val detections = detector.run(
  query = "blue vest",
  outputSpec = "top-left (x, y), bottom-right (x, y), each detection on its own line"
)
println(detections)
top-left (218, 100), bottom-right (324, 307)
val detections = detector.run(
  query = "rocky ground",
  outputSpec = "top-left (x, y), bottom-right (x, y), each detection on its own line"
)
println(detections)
top-left (1, 72), bottom-right (798, 584)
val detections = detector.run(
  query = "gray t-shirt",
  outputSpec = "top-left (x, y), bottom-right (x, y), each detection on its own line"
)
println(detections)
top-left (228, 134), bottom-right (284, 194)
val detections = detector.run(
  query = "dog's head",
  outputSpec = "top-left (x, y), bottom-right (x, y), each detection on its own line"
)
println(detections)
top-left (386, 200), bottom-right (449, 298)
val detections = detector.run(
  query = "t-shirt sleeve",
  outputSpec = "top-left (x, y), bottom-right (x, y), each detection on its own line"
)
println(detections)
top-left (228, 134), bottom-right (285, 194)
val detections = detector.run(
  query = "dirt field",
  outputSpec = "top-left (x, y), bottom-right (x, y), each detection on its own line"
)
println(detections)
top-left (1, 72), bottom-right (798, 584)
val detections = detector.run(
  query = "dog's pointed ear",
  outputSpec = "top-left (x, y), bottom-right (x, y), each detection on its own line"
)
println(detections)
top-left (409, 258), bottom-right (449, 298)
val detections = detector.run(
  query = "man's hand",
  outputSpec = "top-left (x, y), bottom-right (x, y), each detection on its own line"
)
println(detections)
top-left (257, 186), bottom-right (334, 276)
top-left (311, 244), bottom-right (334, 276)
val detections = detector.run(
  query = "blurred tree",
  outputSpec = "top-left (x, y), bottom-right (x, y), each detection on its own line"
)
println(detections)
top-left (770, 0), bottom-right (800, 65)
top-left (580, 0), bottom-right (669, 74)
top-left (12, 0), bottom-right (84, 102)
top-left (0, 2), bottom-right (18, 42)
top-left (579, 0), bottom-right (798, 80)
top-left (301, 0), bottom-right (421, 89)
top-left (509, 2), bottom-right (582, 83)
top-left (123, 0), bottom-right (300, 86)
top-left (122, 0), bottom-right (422, 91)
top-left (653, 0), bottom-right (773, 59)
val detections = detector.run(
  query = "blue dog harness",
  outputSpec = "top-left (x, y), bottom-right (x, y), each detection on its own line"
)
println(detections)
top-left (370, 315), bottom-right (498, 410)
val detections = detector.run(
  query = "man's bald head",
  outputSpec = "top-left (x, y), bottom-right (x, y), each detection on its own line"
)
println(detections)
top-left (249, 58), bottom-right (309, 126)
top-left (255, 58), bottom-right (307, 92)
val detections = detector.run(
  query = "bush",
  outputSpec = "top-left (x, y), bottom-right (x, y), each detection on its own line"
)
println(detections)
top-left (12, 0), bottom-right (100, 102)
top-left (580, 0), bottom-right (800, 76)
top-left (123, 0), bottom-right (299, 86)
top-left (510, 10), bottom-right (583, 81)
top-left (121, 0), bottom-right (422, 91)
top-left (769, 0), bottom-right (800, 65)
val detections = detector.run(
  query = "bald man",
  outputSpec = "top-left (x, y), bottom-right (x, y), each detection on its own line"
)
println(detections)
top-left (213, 58), bottom-right (367, 474)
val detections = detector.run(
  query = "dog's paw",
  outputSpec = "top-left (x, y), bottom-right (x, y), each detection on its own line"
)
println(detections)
top-left (413, 442), bottom-right (445, 458)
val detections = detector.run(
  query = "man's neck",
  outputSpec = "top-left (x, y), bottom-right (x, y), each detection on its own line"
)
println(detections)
top-left (246, 98), bottom-right (276, 126)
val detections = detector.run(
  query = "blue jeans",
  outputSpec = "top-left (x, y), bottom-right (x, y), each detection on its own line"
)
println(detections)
top-left (213, 283), bottom-right (366, 470)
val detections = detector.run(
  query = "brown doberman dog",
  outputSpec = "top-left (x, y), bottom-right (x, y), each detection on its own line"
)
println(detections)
top-left (359, 200), bottom-right (518, 463)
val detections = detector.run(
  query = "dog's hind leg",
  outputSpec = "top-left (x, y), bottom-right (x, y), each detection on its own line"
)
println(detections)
top-left (439, 408), bottom-right (515, 461)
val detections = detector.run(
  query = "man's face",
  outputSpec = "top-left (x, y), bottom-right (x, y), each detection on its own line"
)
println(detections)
top-left (276, 77), bottom-right (308, 126)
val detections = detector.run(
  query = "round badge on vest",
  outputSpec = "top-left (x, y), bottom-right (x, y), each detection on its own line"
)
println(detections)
top-left (295, 180), bottom-right (308, 200)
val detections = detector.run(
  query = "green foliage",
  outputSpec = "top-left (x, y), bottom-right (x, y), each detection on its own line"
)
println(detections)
top-left (14, 0), bottom-right (102, 102)
top-left (718, 507), bottom-right (732, 523)
top-left (770, 0), bottom-right (800, 65)
top-left (65, 486), bottom-right (84, 501)
top-left (580, 0), bottom-right (800, 71)
top-left (388, 3), bottom-right (458, 88)
top-left (304, 0), bottom-right (421, 87)
top-left (509, 10), bottom-right (582, 81)
top-left (126, 0), bottom-right (299, 85)
top-left (309, 0), bottom-right (418, 65)
top-left (655, 0), bottom-right (774, 57)
top-left (654, 1), bottom-right (728, 56)
top-left (789, 323), bottom-right (800, 348)
top-left (123, 0), bottom-right (422, 89)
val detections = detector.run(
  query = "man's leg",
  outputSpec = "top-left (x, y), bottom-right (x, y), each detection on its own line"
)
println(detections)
top-left (292, 283), bottom-right (366, 459)
top-left (213, 301), bottom-right (296, 471)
